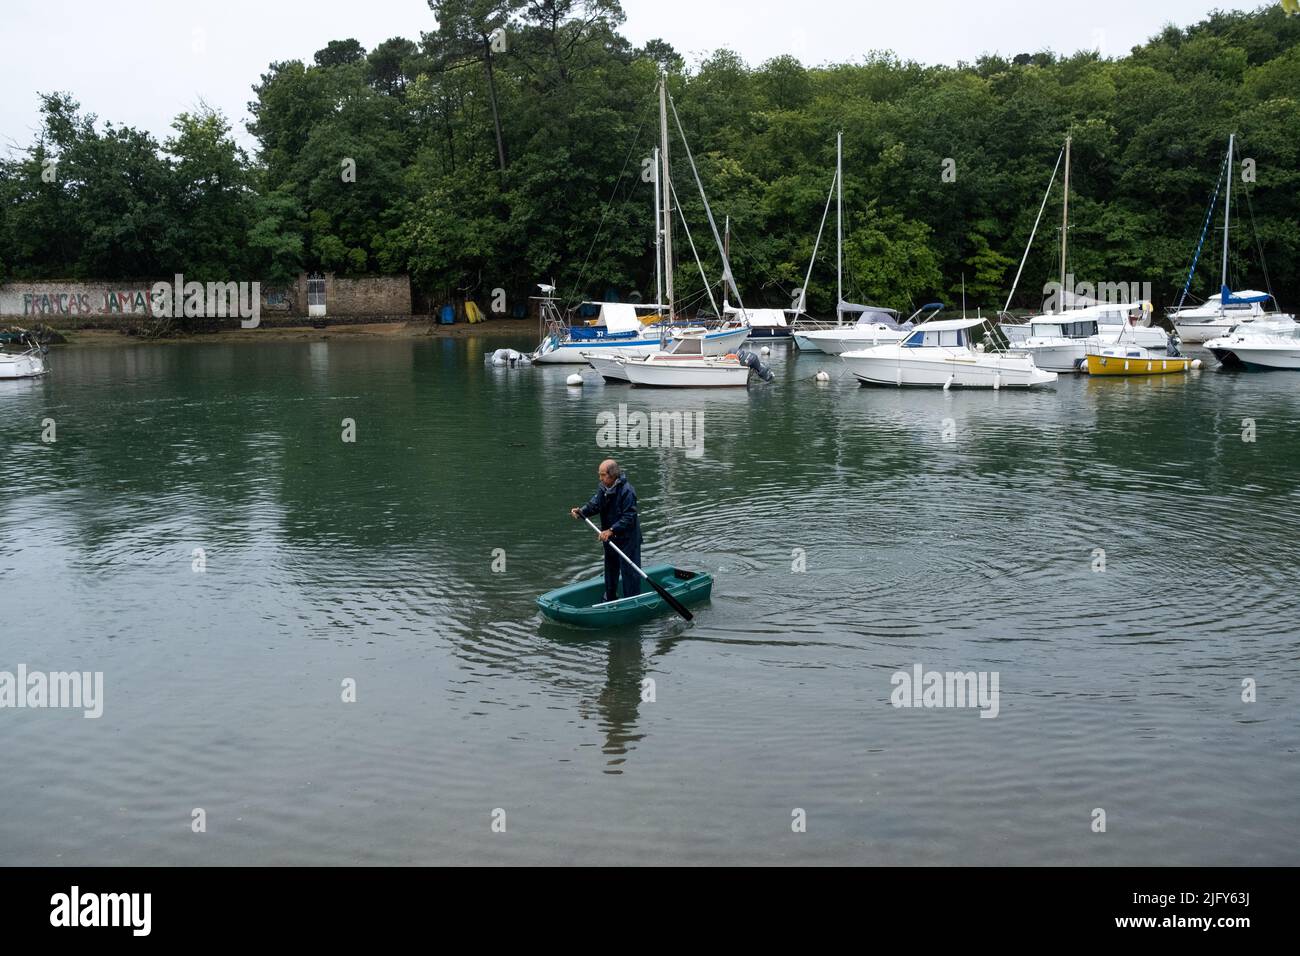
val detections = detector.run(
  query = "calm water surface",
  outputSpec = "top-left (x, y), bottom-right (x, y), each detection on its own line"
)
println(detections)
top-left (1, 334), bottom-right (1297, 865)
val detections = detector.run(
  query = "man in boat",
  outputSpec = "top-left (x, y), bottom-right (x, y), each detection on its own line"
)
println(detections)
top-left (570, 459), bottom-right (642, 602)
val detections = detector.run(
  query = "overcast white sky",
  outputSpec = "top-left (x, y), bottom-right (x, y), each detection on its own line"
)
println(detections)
top-left (0, 0), bottom-right (1262, 153)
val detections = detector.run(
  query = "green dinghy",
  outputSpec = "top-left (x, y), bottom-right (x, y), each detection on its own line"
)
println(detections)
top-left (537, 564), bottom-right (713, 628)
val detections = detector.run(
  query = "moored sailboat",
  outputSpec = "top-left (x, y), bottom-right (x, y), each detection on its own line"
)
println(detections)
top-left (584, 74), bottom-right (769, 389)
top-left (786, 133), bottom-right (916, 354)
top-left (1168, 134), bottom-right (1295, 344)
top-left (1001, 134), bottom-right (1174, 371)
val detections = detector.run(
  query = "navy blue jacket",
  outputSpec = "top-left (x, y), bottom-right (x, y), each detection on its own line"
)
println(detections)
top-left (580, 475), bottom-right (642, 546)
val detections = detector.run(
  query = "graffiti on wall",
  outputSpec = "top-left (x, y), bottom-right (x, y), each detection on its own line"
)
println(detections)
top-left (18, 289), bottom-right (154, 317)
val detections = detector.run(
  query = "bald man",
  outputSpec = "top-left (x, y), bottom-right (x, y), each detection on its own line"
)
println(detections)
top-left (570, 459), bottom-right (643, 602)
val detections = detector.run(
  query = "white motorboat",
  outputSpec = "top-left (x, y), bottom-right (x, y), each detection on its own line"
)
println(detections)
top-left (0, 332), bottom-right (48, 380)
top-left (583, 327), bottom-right (745, 382)
top-left (592, 333), bottom-right (769, 387)
top-left (1017, 303), bottom-right (1172, 372)
top-left (840, 318), bottom-right (1057, 389)
top-left (1167, 135), bottom-right (1293, 343)
top-left (622, 352), bottom-right (754, 388)
top-left (1205, 319), bottom-right (1300, 370)
top-left (784, 133), bottom-right (930, 356)
top-left (585, 351), bottom-right (635, 382)
top-left (1169, 291), bottom-right (1292, 344)
top-left (794, 303), bottom-right (937, 354)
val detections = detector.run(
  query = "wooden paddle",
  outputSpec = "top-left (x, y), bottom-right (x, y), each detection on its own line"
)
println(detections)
top-left (581, 515), bottom-right (693, 621)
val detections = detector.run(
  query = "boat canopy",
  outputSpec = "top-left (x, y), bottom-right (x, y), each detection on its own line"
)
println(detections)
top-left (729, 307), bottom-right (790, 328)
top-left (1040, 301), bottom-right (1145, 323)
top-left (595, 302), bottom-right (647, 333)
top-left (1221, 285), bottom-right (1272, 305)
top-left (910, 318), bottom-right (986, 332)
top-left (838, 301), bottom-right (911, 329)
top-left (839, 300), bottom-right (898, 315)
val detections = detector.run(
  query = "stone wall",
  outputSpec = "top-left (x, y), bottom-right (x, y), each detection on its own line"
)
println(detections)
top-left (0, 282), bottom-right (156, 324)
top-left (0, 275), bottom-right (412, 326)
top-left (296, 274), bottom-right (411, 316)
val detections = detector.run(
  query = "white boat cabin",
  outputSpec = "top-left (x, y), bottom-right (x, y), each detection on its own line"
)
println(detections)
top-left (1028, 316), bottom-right (1101, 339)
top-left (900, 319), bottom-right (985, 348)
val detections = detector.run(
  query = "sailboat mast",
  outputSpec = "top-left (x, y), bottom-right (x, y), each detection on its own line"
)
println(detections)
top-left (652, 146), bottom-right (663, 308)
top-left (659, 75), bottom-right (674, 320)
top-left (1221, 133), bottom-right (1234, 303)
top-left (836, 131), bottom-right (843, 326)
top-left (724, 215), bottom-right (731, 310)
top-left (1058, 133), bottom-right (1071, 314)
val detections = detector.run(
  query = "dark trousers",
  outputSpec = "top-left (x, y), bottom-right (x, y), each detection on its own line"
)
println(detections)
top-left (603, 538), bottom-right (642, 601)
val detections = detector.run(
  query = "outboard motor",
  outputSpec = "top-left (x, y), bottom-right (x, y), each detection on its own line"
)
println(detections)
top-left (737, 349), bottom-right (774, 383)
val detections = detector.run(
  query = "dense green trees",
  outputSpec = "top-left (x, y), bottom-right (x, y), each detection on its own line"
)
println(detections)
top-left (2, 2), bottom-right (1297, 315)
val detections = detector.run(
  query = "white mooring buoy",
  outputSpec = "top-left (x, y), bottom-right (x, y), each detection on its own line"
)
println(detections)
top-left (814, 370), bottom-right (831, 383)
top-left (760, 345), bottom-right (771, 356)
top-left (1191, 359), bottom-right (1203, 370)
top-left (566, 373), bottom-right (584, 386)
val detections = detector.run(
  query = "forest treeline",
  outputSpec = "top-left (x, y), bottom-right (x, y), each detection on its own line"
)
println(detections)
top-left (2, 1), bottom-right (1299, 316)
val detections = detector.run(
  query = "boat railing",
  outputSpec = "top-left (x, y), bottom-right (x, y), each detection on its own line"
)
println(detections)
top-left (1, 329), bottom-right (47, 359)
top-left (790, 317), bottom-right (852, 334)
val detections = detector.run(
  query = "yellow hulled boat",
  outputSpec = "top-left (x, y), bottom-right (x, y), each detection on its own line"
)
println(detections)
top-left (1084, 346), bottom-right (1193, 376)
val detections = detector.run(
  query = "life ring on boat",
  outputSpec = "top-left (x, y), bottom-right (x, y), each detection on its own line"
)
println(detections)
top-left (723, 353), bottom-right (739, 360)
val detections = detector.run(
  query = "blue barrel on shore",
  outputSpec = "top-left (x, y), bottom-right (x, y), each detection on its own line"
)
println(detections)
top-left (439, 304), bottom-right (456, 325)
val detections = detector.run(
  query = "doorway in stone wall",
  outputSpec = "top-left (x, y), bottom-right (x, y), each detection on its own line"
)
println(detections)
top-left (307, 273), bottom-right (326, 318)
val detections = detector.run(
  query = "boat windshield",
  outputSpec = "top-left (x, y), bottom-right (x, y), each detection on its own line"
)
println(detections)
top-left (667, 335), bottom-right (704, 354)
top-left (904, 328), bottom-right (965, 348)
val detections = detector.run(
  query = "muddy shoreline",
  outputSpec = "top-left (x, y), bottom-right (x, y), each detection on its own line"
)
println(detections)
top-left (44, 318), bottom-right (536, 347)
